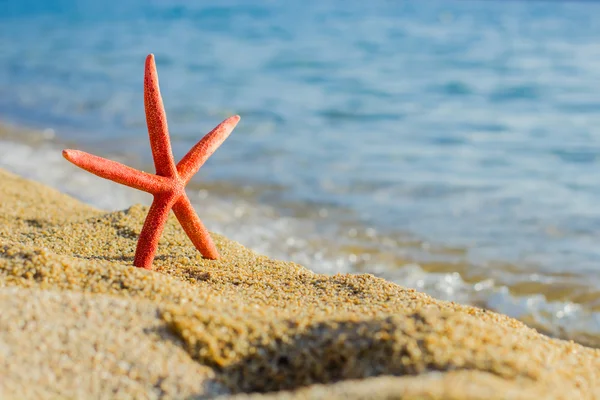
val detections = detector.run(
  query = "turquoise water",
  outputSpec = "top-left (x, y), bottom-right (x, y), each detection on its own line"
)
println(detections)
top-left (2, 0), bottom-right (600, 344)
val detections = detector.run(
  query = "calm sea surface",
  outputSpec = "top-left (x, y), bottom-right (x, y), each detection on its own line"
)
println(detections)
top-left (2, 0), bottom-right (600, 344)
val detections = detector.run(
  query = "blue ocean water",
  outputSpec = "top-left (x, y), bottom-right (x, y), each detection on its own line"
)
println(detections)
top-left (2, 0), bottom-right (600, 343)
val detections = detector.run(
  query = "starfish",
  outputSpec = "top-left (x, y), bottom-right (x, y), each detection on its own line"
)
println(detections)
top-left (63, 54), bottom-right (240, 269)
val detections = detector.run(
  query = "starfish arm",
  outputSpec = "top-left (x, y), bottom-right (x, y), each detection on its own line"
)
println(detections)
top-left (62, 149), bottom-right (171, 194)
top-left (176, 115), bottom-right (240, 184)
top-left (144, 54), bottom-right (177, 178)
top-left (133, 194), bottom-right (175, 269)
top-left (172, 193), bottom-right (220, 259)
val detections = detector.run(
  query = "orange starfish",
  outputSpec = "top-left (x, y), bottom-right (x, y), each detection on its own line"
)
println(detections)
top-left (63, 54), bottom-right (240, 269)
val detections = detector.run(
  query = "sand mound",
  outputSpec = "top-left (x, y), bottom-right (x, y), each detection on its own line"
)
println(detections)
top-left (0, 168), bottom-right (599, 399)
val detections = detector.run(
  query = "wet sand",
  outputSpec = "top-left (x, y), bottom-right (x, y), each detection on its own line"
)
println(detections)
top-left (0, 167), bottom-right (599, 399)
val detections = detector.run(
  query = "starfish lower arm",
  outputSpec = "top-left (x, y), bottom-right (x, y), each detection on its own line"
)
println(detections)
top-left (133, 194), bottom-right (176, 269)
top-left (173, 193), bottom-right (220, 259)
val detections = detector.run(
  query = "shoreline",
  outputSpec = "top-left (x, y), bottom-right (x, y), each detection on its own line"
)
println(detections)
top-left (1, 167), bottom-right (599, 399)
top-left (1, 121), bottom-right (600, 349)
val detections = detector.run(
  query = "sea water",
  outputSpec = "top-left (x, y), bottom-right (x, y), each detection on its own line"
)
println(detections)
top-left (1, 0), bottom-right (600, 345)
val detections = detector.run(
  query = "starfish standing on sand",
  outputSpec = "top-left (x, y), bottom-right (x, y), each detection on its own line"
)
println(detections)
top-left (63, 54), bottom-right (240, 269)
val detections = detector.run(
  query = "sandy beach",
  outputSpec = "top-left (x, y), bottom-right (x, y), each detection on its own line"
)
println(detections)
top-left (0, 167), bottom-right (599, 399)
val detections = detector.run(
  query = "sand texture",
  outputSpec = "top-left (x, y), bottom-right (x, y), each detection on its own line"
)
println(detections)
top-left (0, 167), bottom-right (599, 399)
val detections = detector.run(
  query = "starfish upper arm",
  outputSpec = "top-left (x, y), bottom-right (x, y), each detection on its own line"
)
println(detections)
top-left (62, 149), bottom-right (171, 194)
top-left (176, 115), bottom-right (240, 183)
top-left (144, 54), bottom-right (178, 178)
